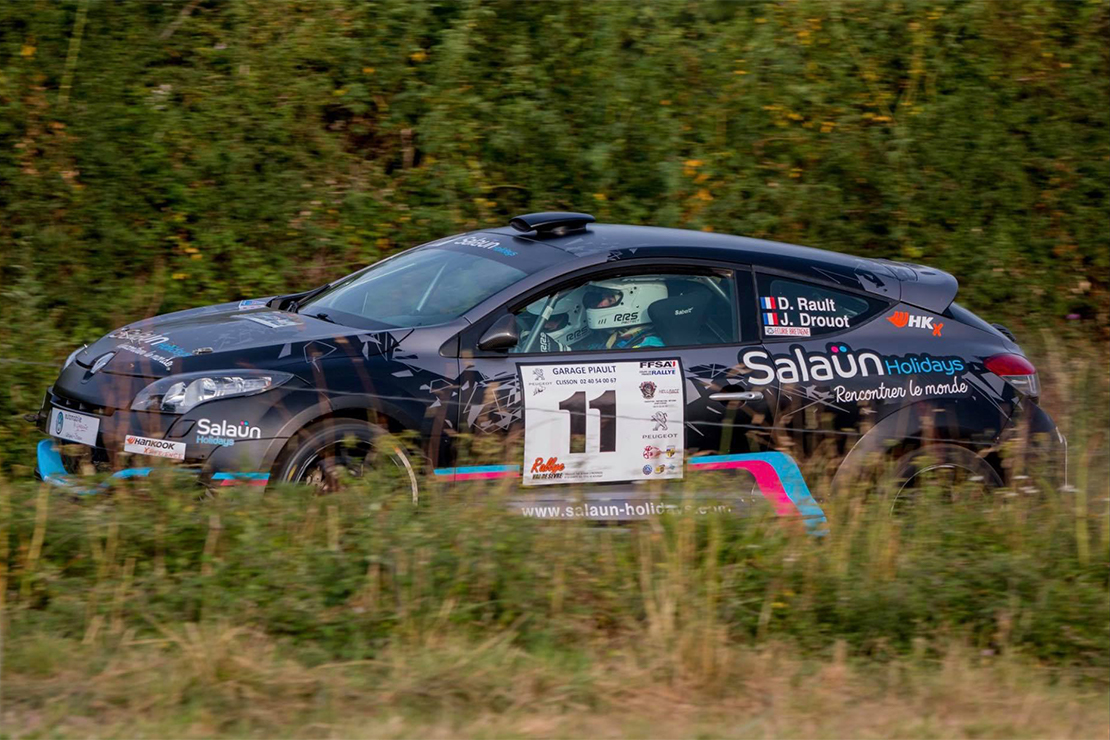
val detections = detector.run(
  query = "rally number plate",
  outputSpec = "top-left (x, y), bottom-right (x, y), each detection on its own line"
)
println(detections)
top-left (519, 359), bottom-right (684, 486)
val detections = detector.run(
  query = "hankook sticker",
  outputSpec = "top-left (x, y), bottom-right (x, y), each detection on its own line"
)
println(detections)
top-left (124, 434), bottom-right (186, 461)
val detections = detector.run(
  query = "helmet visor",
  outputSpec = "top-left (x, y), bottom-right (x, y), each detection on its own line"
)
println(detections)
top-left (583, 287), bottom-right (623, 309)
top-left (543, 313), bottom-right (570, 331)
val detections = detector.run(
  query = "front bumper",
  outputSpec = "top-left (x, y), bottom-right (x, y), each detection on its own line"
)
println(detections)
top-left (34, 439), bottom-right (272, 494)
top-left (33, 385), bottom-right (284, 493)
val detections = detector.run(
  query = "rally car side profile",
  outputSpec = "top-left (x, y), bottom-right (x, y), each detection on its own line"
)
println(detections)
top-left (34, 212), bottom-right (1063, 527)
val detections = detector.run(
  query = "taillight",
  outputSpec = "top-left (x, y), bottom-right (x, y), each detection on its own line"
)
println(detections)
top-left (985, 353), bottom-right (1039, 397)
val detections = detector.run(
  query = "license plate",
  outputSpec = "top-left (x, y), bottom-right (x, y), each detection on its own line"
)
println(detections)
top-left (49, 408), bottom-right (100, 446)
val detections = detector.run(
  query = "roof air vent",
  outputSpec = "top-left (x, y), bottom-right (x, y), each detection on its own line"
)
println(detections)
top-left (509, 211), bottom-right (595, 237)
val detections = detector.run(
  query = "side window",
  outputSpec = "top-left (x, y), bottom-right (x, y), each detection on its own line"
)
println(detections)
top-left (755, 274), bottom-right (887, 339)
top-left (511, 270), bottom-right (738, 354)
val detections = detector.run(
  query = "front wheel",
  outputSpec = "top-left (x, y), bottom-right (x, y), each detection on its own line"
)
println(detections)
top-left (272, 419), bottom-right (419, 500)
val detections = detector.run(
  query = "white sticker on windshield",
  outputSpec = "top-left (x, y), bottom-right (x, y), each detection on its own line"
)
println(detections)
top-left (233, 312), bottom-right (302, 329)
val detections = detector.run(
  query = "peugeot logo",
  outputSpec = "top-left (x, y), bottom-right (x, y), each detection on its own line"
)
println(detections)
top-left (90, 352), bottom-right (115, 374)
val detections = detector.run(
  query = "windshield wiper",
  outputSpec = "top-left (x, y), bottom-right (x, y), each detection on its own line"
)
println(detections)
top-left (286, 283), bottom-right (333, 314)
top-left (309, 312), bottom-right (337, 324)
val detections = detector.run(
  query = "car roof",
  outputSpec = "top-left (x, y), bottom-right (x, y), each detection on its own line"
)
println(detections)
top-left (462, 221), bottom-right (958, 313)
top-left (478, 223), bottom-right (865, 271)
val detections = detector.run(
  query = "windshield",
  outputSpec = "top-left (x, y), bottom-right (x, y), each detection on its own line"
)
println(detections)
top-left (301, 248), bottom-right (528, 329)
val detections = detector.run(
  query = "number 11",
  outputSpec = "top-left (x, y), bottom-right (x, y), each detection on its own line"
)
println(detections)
top-left (557, 389), bottom-right (616, 454)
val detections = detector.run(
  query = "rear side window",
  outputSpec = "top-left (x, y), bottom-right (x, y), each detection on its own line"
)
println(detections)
top-left (755, 274), bottom-right (888, 339)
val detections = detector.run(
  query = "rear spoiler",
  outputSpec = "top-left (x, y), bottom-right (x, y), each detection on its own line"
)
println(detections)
top-left (871, 259), bottom-right (959, 314)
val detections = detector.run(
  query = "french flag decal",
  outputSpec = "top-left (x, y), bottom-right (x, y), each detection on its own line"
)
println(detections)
top-left (763, 312), bottom-right (778, 325)
top-left (760, 296), bottom-right (775, 309)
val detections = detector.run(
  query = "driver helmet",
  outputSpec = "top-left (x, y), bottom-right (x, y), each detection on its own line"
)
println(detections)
top-left (584, 278), bottom-right (668, 330)
top-left (524, 286), bottom-right (588, 348)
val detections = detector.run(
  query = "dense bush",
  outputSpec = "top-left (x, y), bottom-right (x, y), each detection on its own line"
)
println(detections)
top-left (1, 0), bottom-right (1107, 466)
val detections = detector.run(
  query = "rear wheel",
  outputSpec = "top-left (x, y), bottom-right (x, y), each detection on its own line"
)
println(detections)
top-left (273, 419), bottom-right (419, 500)
top-left (883, 443), bottom-right (1002, 516)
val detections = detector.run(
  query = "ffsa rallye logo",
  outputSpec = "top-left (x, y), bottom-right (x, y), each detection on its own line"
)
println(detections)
top-left (741, 344), bottom-right (965, 386)
top-left (639, 359), bottom-right (677, 376)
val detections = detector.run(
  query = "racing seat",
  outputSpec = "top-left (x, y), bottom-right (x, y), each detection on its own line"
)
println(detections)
top-left (648, 288), bottom-right (712, 346)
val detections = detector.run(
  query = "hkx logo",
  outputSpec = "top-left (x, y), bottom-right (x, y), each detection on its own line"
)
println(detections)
top-left (888, 311), bottom-right (943, 337)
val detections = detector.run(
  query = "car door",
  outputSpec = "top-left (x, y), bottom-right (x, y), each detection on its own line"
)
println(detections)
top-left (751, 271), bottom-right (895, 461)
top-left (447, 261), bottom-right (785, 517)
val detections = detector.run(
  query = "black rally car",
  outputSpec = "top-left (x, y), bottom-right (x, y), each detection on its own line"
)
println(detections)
top-left (35, 212), bottom-right (1063, 526)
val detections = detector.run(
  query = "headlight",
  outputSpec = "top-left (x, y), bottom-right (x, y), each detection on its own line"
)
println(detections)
top-left (131, 370), bottom-right (293, 414)
top-left (62, 345), bottom-right (87, 371)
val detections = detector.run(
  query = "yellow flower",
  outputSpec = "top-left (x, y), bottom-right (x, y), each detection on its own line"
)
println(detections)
top-left (362, 67), bottom-right (375, 74)
top-left (172, 272), bottom-right (188, 280)
top-left (593, 192), bottom-right (607, 201)
top-left (409, 50), bottom-right (427, 63)
top-left (21, 44), bottom-right (35, 58)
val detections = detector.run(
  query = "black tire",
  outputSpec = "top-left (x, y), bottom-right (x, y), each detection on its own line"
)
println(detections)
top-left (882, 442), bottom-right (1003, 515)
top-left (272, 419), bottom-right (420, 499)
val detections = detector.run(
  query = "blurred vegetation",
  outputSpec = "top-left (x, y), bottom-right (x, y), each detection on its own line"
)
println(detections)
top-left (2, 460), bottom-right (1108, 736)
top-left (1, 0), bottom-right (1108, 465)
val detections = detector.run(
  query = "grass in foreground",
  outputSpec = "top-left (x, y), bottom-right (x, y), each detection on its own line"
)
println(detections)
top-left (2, 349), bottom-right (1107, 737)
top-left (1, 449), bottom-right (1107, 738)
top-left (5, 630), bottom-right (1108, 739)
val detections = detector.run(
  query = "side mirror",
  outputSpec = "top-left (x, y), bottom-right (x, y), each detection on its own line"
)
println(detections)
top-left (477, 314), bottom-right (520, 352)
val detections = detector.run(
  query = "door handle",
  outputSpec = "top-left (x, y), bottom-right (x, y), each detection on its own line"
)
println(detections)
top-left (709, 390), bottom-right (762, 402)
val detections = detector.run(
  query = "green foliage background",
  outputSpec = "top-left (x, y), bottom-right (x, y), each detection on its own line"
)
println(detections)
top-left (1, 0), bottom-right (1108, 467)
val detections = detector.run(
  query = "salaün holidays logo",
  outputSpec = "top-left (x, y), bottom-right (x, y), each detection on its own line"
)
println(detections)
top-left (196, 418), bottom-right (262, 447)
top-left (741, 344), bottom-right (965, 386)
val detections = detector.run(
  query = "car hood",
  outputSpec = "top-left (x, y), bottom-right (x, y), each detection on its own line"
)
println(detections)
top-left (74, 301), bottom-right (356, 378)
